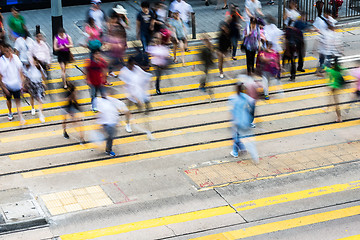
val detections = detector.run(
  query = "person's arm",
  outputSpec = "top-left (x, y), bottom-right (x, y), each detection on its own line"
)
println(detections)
top-left (53, 37), bottom-right (60, 51)
top-left (245, 7), bottom-right (253, 19)
top-left (136, 20), bottom-right (141, 40)
top-left (0, 74), bottom-right (10, 97)
top-left (150, 12), bottom-right (155, 31)
top-left (65, 35), bottom-right (74, 48)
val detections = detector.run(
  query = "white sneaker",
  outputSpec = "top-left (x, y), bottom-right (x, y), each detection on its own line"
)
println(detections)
top-left (39, 113), bottom-right (45, 123)
top-left (220, 73), bottom-right (224, 79)
top-left (125, 124), bottom-right (132, 133)
top-left (8, 113), bottom-right (14, 121)
top-left (31, 108), bottom-right (36, 116)
top-left (230, 151), bottom-right (238, 158)
top-left (146, 131), bottom-right (155, 140)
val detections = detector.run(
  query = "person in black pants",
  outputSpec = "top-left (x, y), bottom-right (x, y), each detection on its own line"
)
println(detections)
top-left (243, 17), bottom-right (260, 74)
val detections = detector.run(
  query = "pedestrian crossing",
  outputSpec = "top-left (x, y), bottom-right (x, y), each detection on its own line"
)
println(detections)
top-left (1, 33), bottom-right (360, 239)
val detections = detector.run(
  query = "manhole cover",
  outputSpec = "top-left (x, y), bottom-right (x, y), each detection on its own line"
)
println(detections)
top-left (1, 200), bottom-right (41, 223)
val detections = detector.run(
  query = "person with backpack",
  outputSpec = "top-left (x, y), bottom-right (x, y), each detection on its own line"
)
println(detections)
top-left (229, 82), bottom-right (259, 164)
top-left (243, 17), bottom-right (260, 75)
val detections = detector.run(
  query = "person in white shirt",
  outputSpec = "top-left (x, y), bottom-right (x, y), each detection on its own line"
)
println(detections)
top-left (0, 44), bottom-right (25, 124)
top-left (14, 32), bottom-right (34, 64)
top-left (147, 35), bottom-right (170, 95)
top-left (30, 32), bottom-right (51, 74)
top-left (264, 16), bottom-right (283, 53)
top-left (118, 57), bottom-right (154, 139)
top-left (87, 0), bottom-right (107, 31)
top-left (169, 0), bottom-right (194, 43)
top-left (244, 0), bottom-right (264, 22)
top-left (284, 1), bottom-right (300, 27)
top-left (94, 88), bottom-right (131, 157)
top-left (23, 57), bottom-right (46, 123)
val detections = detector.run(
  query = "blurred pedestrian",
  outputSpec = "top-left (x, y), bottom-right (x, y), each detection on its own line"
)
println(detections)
top-left (169, 0), bottom-right (194, 49)
top-left (194, 34), bottom-right (214, 93)
top-left (62, 82), bottom-right (85, 143)
top-left (243, 17), bottom-right (260, 75)
top-left (7, 7), bottom-right (27, 41)
top-left (86, 0), bottom-right (107, 31)
top-left (244, 0), bottom-right (264, 22)
top-left (86, 49), bottom-right (107, 112)
top-left (229, 82), bottom-right (259, 164)
top-left (30, 32), bottom-right (51, 80)
top-left (284, 0), bottom-right (300, 27)
top-left (228, 4), bottom-right (242, 60)
top-left (54, 28), bottom-right (73, 89)
top-left (325, 58), bottom-right (345, 122)
top-left (118, 57), bottom-right (153, 139)
top-left (0, 44), bottom-right (25, 124)
top-left (14, 31), bottom-right (34, 65)
top-left (136, 1), bottom-right (155, 52)
top-left (147, 34), bottom-right (170, 95)
top-left (217, 21), bottom-right (231, 79)
top-left (23, 57), bottom-right (46, 122)
top-left (283, 20), bottom-right (302, 81)
top-left (169, 10), bottom-right (187, 65)
top-left (258, 41), bottom-right (282, 100)
top-left (293, 11), bottom-right (311, 73)
top-left (85, 17), bottom-right (103, 52)
top-left (264, 15), bottom-right (283, 53)
top-left (94, 87), bottom-right (132, 157)
top-left (111, 4), bottom-right (130, 42)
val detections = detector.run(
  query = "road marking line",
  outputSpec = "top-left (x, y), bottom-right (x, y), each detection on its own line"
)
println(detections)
top-left (21, 119), bottom-right (360, 178)
top-left (337, 235), bottom-right (360, 240)
top-left (60, 206), bottom-right (235, 240)
top-left (190, 205), bottom-right (360, 240)
top-left (59, 179), bottom-right (360, 240)
top-left (9, 100), bottom-right (358, 160)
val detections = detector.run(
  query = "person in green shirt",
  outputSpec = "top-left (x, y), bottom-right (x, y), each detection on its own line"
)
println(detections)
top-left (325, 57), bottom-right (345, 123)
top-left (7, 7), bottom-right (26, 40)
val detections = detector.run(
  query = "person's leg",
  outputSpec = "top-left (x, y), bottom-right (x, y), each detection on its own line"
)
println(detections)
top-left (290, 53), bottom-right (296, 80)
top-left (155, 65), bottom-right (162, 94)
top-left (332, 88), bottom-right (342, 122)
top-left (218, 51), bottom-right (224, 77)
top-left (179, 40), bottom-right (185, 65)
top-left (262, 72), bottom-right (270, 97)
top-left (104, 124), bottom-right (117, 153)
top-left (231, 36), bottom-right (238, 58)
top-left (141, 34), bottom-right (148, 52)
top-left (240, 128), bottom-right (259, 164)
top-left (60, 62), bottom-right (67, 88)
top-left (250, 51), bottom-right (256, 73)
top-left (13, 91), bottom-right (24, 123)
top-left (89, 85), bottom-right (97, 111)
top-left (172, 39), bottom-right (178, 62)
top-left (297, 42), bottom-right (305, 71)
top-left (231, 127), bottom-right (245, 157)
top-left (245, 49), bottom-right (251, 74)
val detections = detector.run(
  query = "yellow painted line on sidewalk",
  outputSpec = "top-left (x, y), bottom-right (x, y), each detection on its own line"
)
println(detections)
top-left (338, 235), bottom-right (360, 240)
top-left (60, 180), bottom-right (360, 240)
top-left (21, 118), bottom-right (360, 178)
top-left (233, 180), bottom-right (360, 211)
top-left (9, 96), bottom-right (359, 160)
top-left (191, 205), bottom-right (360, 240)
top-left (60, 206), bottom-right (235, 240)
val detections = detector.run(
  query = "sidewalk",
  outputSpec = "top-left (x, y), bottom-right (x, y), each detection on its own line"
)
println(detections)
top-left (1, 0), bottom-right (279, 47)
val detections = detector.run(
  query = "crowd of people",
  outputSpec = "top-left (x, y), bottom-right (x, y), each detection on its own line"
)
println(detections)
top-left (0, 0), bottom-right (358, 161)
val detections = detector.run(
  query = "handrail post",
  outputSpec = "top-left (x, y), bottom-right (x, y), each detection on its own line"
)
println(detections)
top-left (191, 12), bottom-right (196, 39)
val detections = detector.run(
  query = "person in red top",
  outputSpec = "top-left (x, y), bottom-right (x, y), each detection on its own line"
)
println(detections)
top-left (86, 49), bottom-right (108, 112)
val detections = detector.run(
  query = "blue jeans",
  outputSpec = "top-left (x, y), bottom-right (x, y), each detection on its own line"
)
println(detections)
top-left (141, 34), bottom-right (151, 52)
top-left (103, 124), bottom-right (117, 152)
top-left (231, 36), bottom-right (239, 57)
top-left (232, 126), bottom-right (259, 163)
top-left (89, 85), bottom-right (106, 110)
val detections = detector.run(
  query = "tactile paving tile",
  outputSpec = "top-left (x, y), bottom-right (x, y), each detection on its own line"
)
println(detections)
top-left (185, 141), bottom-right (360, 189)
top-left (41, 185), bottom-right (113, 215)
